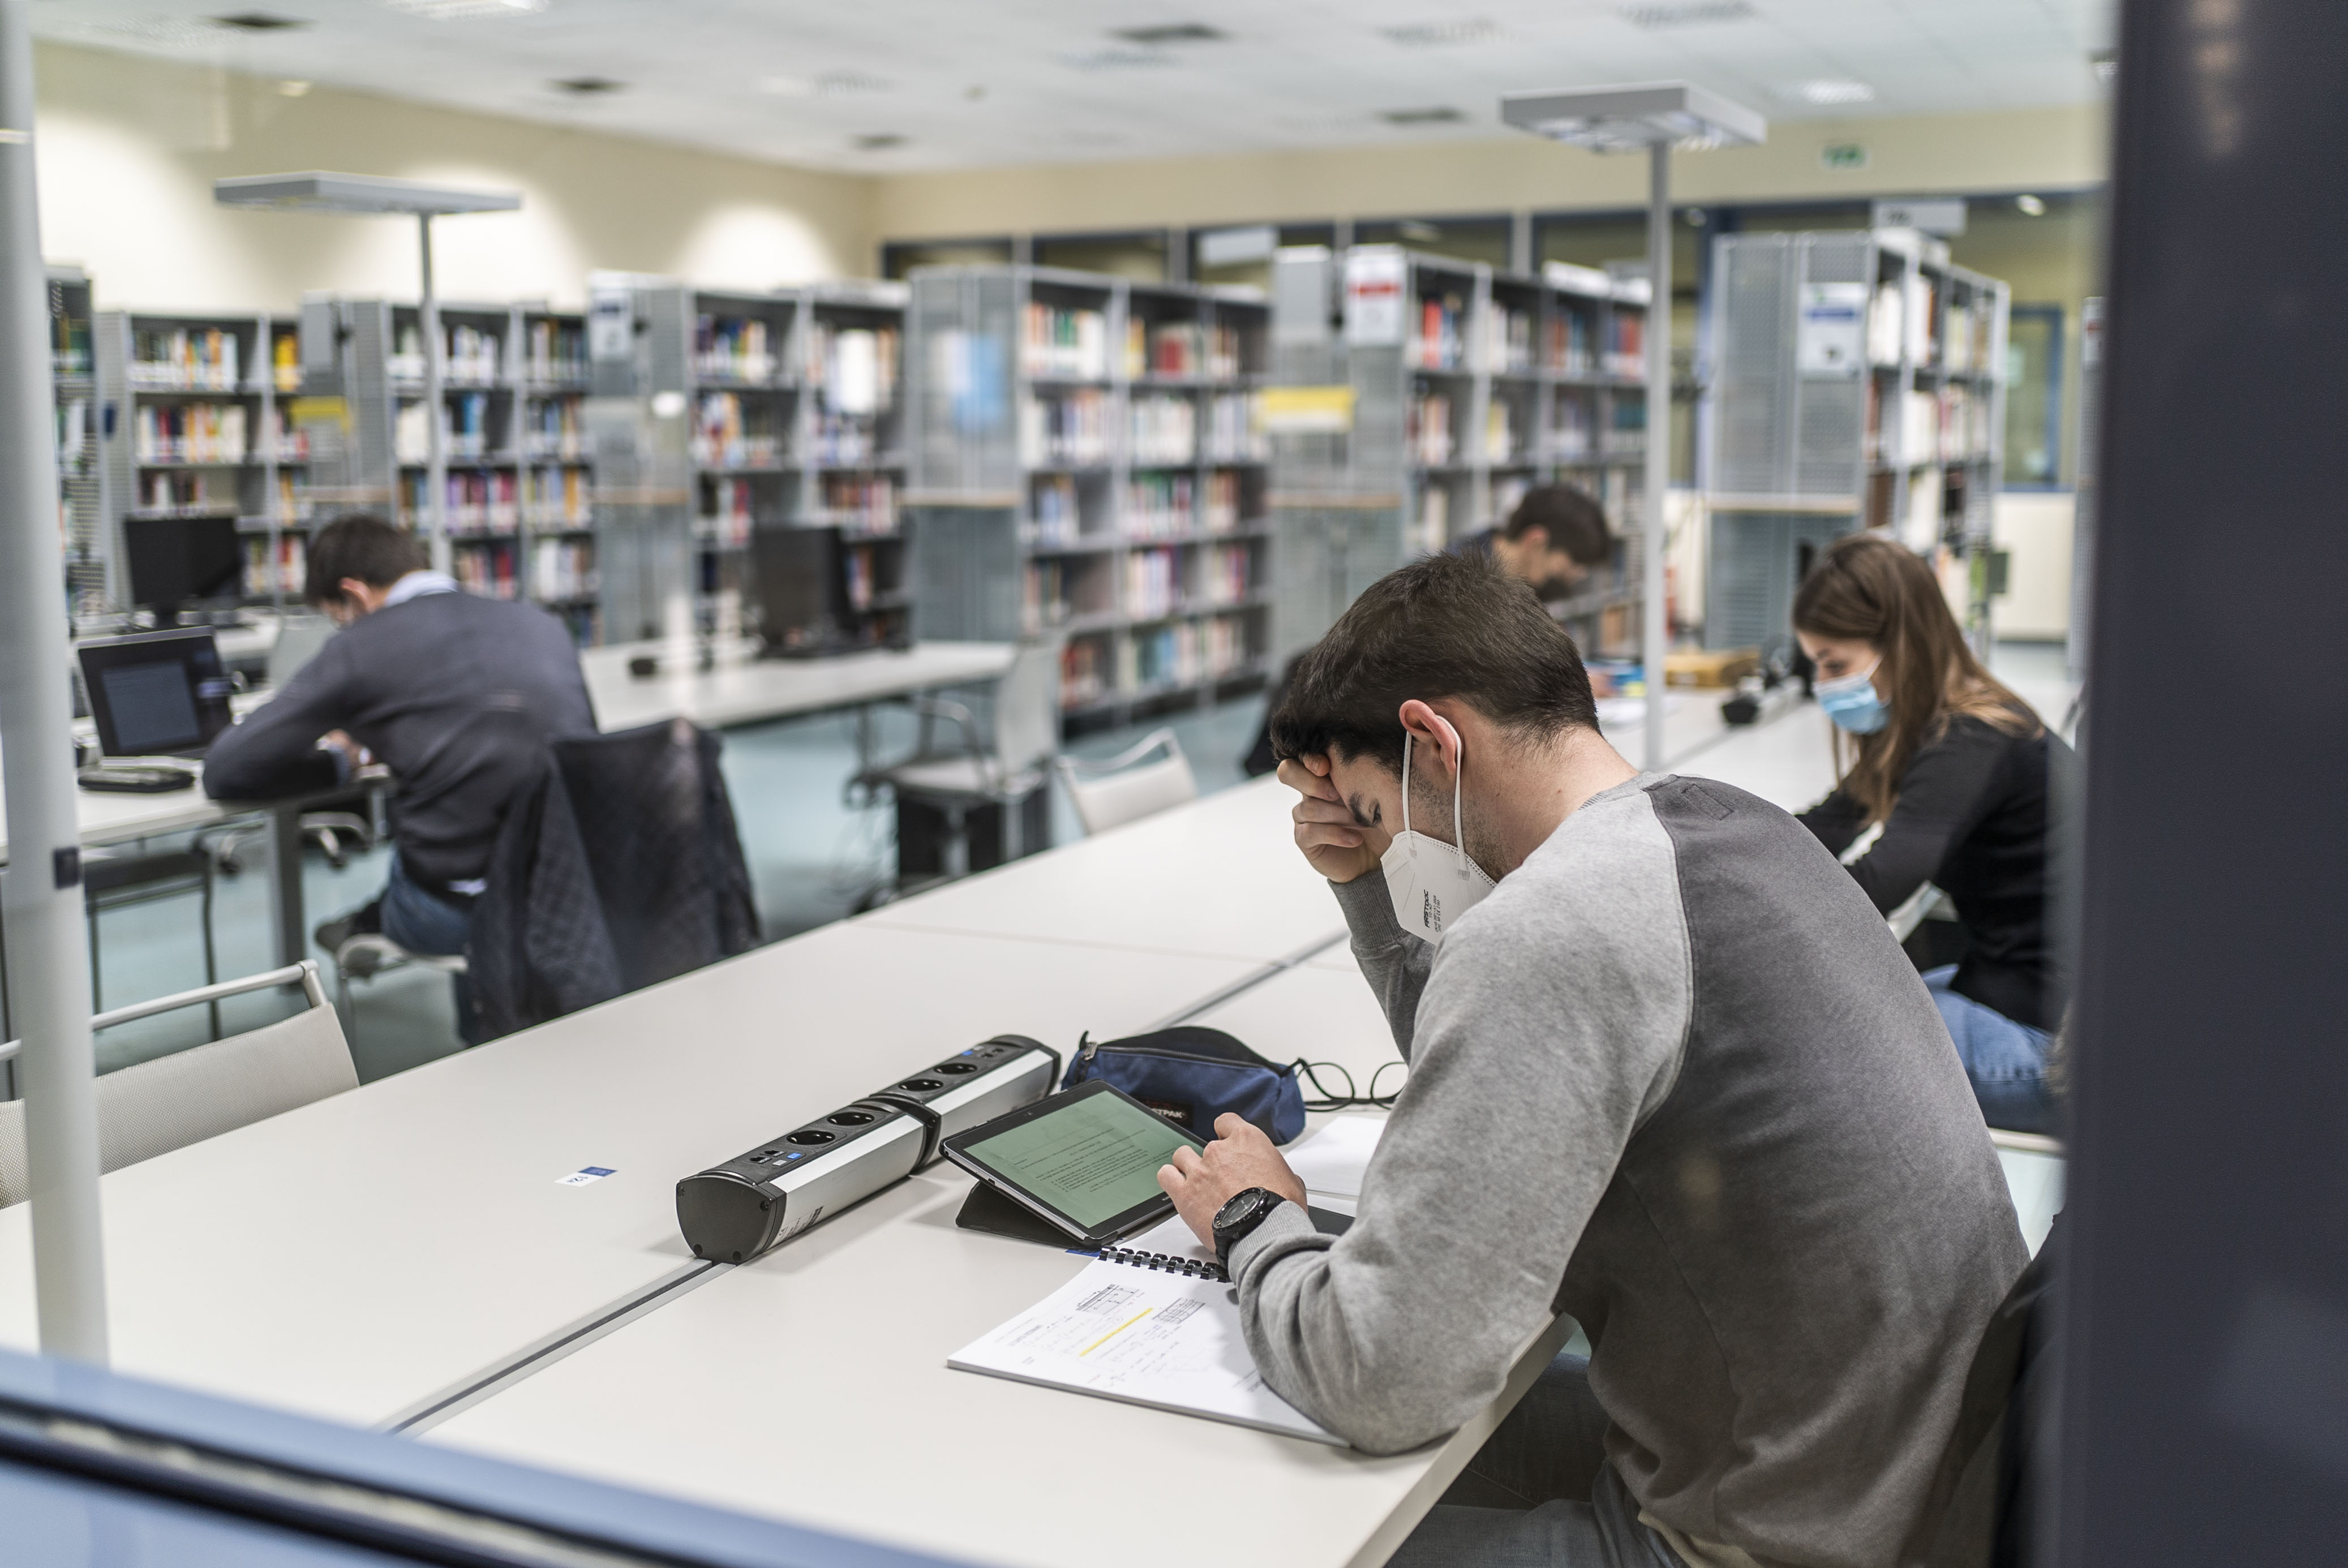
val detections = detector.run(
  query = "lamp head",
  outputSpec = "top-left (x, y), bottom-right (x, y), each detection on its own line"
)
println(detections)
top-left (1500, 83), bottom-right (1765, 153)
top-left (213, 172), bottom-right (521, 216)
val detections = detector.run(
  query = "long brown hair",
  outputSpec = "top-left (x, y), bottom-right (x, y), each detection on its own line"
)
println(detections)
top-left (1792, 534), bottom-right (2037, 823)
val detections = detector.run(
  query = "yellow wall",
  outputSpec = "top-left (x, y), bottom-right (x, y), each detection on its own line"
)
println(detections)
top-left (33, 41), bottom-right (874, 313)
top-left (872, 104), bottom-right (2109, 240)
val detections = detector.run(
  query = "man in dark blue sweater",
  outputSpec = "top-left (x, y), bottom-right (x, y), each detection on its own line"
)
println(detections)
top-left (204, 516), bottom-right (596, 1037)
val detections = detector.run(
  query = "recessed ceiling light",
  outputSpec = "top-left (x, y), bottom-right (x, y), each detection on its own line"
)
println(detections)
top-left (1796, 79), bottom-right (1875, 105)
top-left (1109, 24), bottom-right (1226, 45)
top-left (853, 133), bottom-right (907, 151)
top-left (276, 78), bottom-right (313, 96)
top-left (2015, 194), bottom-right (2046, 216)
top-left (1380, 19), bottom-right (1500, 46)
top-left (1619, 1), bottom-right (1754, 27)
top-left (1379, 106), bottom-right (1466, 126)
top-left (210, 11), bottom-right (308, 29)
top-left (552, 76), bottom-right (623, 95)
top-left (1059, 48), bottom-right (1176, 70)
top-left (379, 0), bottom-right (545, 19)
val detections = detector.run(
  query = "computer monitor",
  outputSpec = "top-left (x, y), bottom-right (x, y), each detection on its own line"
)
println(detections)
top-left (750, 525), bottom-right (843, 656)
top-left (123, 513), bottom-right (243, 626)
top-left (77, 628), bottom-right (234, 759)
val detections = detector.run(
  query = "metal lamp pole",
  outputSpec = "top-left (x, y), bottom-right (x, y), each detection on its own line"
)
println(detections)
top-left (1499, 84), bottom-right (1765, 776)
top-left (0, 0), bottom-right (108, 1364)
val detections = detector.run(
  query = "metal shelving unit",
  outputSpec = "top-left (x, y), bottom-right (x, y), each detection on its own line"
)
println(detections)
top-left (91, 306), bottom-right (307, 622)
top-left (1266, 244), bottom-right (1651, 663)
top-left (1703, 227), bottom-right (2009, 656)
top-left (300, 296), bottom-right (602, 642)
top-left (798, 280), bottom-right (909, 648)
top-left (904, 264), bottom-right (1270, 730)
top-left (48, 265), bottom-right (101, 618)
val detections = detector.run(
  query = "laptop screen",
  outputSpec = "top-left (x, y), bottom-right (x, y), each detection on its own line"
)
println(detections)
top-left (78, 629), bottom-right (234, 759)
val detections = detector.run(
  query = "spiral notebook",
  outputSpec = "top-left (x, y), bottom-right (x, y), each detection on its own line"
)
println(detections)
top-left (946, 1247), bottom-right (1342, 1445)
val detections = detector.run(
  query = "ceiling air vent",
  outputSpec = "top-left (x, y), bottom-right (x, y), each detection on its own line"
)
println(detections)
top-left (853, 134), bottom-right (908, 151)
top-left (552, 76), bottom-right (623, 95)
top-left (1109, 24), bottom-right (1226, 45)
top-left (210, 12), bottom-right (310, 30)
top-left (1379, 106), bottom-right (1466, 126)
top-left (1379, 19), bottom-right (1500, 46)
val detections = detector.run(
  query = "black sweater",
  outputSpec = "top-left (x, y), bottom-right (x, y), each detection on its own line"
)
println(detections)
top-left (204, 591), bottom-right (598, 891)
top-left (1797, 713), bottom-right (2075, 1031)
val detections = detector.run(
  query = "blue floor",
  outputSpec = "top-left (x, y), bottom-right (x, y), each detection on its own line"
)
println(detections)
top-left (46, 688), bottom-right (1272, 1088)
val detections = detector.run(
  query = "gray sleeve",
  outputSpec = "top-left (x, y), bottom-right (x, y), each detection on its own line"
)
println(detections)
top-left (1330, 871), bottom-right (1432, 1060)
top-left (1233, 823), bottom-right (1693, 1454)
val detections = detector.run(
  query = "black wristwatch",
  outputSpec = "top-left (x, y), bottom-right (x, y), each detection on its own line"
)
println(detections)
top-left (1212, 1187), bottom-right (1285, 1270)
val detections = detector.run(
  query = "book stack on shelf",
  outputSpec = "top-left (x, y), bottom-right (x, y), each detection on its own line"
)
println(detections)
top-left (301, 298), bottom-right (602, 642)
top-left (904, 265), bottom-right (1270, 731)
top-left (801, 282), bottom-right (911, 650)
top-left (1266, 246), bottom-right (1651, 668)
top-left (93, 307), bottom-right (310, 621)
top-left (1704, 229), bottom-right (2009, 655)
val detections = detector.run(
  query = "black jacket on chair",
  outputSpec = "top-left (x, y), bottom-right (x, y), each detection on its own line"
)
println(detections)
top-left (468, 719), bottom-right (761, 1040)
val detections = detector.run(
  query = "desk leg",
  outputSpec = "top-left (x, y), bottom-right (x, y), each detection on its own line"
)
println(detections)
top-left (265, 807), bottom-right (308, 967)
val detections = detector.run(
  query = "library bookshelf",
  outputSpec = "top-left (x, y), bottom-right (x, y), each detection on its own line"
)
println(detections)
top-left (300, 297), bottom-right (601, 643)
top-left (903, 264), bottom-right (1270, 732)
top-left (587, 278), bottom-right (908, 652)
top-left (88, 305), bottom-right (308, 625)
top-left (1704, 228), bottom-right (2009, 656)
top-left (1267, 244), bottom-right (1652, 666)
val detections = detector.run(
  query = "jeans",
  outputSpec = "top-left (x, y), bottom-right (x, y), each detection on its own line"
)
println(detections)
top-left (1386, 1355), bottom-right (1685, 1568)
top-left (1924, 964), bottom-right (2056, 1134)
top-left (380, 855), bottom-right (478, 1045)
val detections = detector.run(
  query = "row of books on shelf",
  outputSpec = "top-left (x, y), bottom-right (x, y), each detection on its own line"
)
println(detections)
top-left (128, 326), bottom-right (242, 391)
top-left (136, 472), bottom-right (234, 514)
top-left (450, 540), bottom-right (520, 600)
top-left (52, 312), bottom-right (91, 377)
top-left (1123, 471), bottom-right (1249, 538)
top-left (134, 403), bottom-right (310, 465)
top-left (693, 392), bottom-right (784, 468)
top-left (396, 393), bottom-right (498, 463)
top-left (810, 324), bottom-right (898, 415)
top-left (398, 467), bottom-right (593, 531)
top-left (1132, 319), bottom-right (1247, 380)
top-left (1023, 302), bottom-right (1111, 380)
top-left (522, 396), bottom-right (587, 460)
top-left (1865, 384), bottom-right (1997, 465)
top-left (811, 411), bottom-right (893, 467)
top-left (705, 477), bottom-right (757, 543)
top-left (820, 473), bottom-right (898, 536)
top-left (697, 314), bottom-right (782, 384)
top-left (1866, 280), bottom-right (1995, 372)
top-left (443, 538), bottom-right (606, 603)
top-left (526, 319), bottom-right (587, 383)
top-left (243, 534), bottom-right (306, 598)
top-left (1414, 298), bottom-right (1643, 379)
top-left (389, 323), bottom-right (505, 386)
top-left (1021, 391), bottom-right (1269, 468)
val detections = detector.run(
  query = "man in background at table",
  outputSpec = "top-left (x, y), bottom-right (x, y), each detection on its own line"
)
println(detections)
top-left (203, 515), bottom-right (596, 1041)
top-left (1161, 551), bottom-right (2025, 1567)
top-left (1242, 483), bottom-right (1618, 777)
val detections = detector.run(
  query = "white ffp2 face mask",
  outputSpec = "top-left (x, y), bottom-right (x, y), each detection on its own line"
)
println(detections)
top-left (1380, 721), bottom-right (1496, 943)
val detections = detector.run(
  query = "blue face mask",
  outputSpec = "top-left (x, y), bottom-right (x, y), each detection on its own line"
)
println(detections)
top-left (1815, 661), bottom-right (1890, 734)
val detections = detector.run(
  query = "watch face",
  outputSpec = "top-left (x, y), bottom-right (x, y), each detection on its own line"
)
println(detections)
top-left (1216, 1188), bottom-right (1269, 1231)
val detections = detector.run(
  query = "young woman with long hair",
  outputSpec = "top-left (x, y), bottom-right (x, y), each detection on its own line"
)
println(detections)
top-left (1793, 533), bottom-right (2075, 1134)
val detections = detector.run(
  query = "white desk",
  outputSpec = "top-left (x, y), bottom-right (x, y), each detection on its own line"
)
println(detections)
top-left (583, 639), bottom-right (1015, 734)
top-left (0, 919), bottom-right (1257, 1429)
top-left (427, 1144), bottom-right (1569, 1568)
top-left (868, 775), bottom-right (1347, 964)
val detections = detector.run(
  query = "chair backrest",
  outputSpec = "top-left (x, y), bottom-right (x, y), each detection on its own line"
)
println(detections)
top-left (0, 972), bottom-right (357, 1208)
top-left (267, 616), bottom-right (339, 690)
top-left (991, 642), bottom-right (1063, 777)
top-left (1057, 729), bottom-right (1200, 835)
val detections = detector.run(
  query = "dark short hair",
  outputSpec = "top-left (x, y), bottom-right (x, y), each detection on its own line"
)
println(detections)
top-left (1268, 551), bottom-right (1599, 774)
top-left (304, 515), bottom-right (427, 605)
top-left (1500, 484), bottom-right (1611, 566)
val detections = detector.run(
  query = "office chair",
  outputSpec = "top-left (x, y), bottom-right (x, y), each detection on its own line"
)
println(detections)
top-left (330, 935), bottom-right (468, 1046)
top-left (1056, 728), bottom-right (1199, 835)
top-left (0, 960), bottom-right (356, 1206)
top-left (82, 844), bottom-right (218, 1035)
top-left (856, 639), bottom-right (1062, 886)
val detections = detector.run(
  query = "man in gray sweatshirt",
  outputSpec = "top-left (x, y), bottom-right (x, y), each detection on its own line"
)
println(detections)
top-left (1159, 552), bottom-right (2026, 1567)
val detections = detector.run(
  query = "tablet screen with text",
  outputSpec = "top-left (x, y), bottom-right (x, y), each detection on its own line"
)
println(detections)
top-left (945, 1081), bottom-right (1204, 1242)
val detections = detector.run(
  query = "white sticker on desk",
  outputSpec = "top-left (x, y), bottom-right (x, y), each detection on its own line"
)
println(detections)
top-left (557, 1167), bottom-right (616, 1187)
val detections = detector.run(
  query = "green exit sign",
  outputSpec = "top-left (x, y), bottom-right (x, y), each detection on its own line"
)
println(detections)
top-left (1821, 143), bottom-right (1869, 170)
